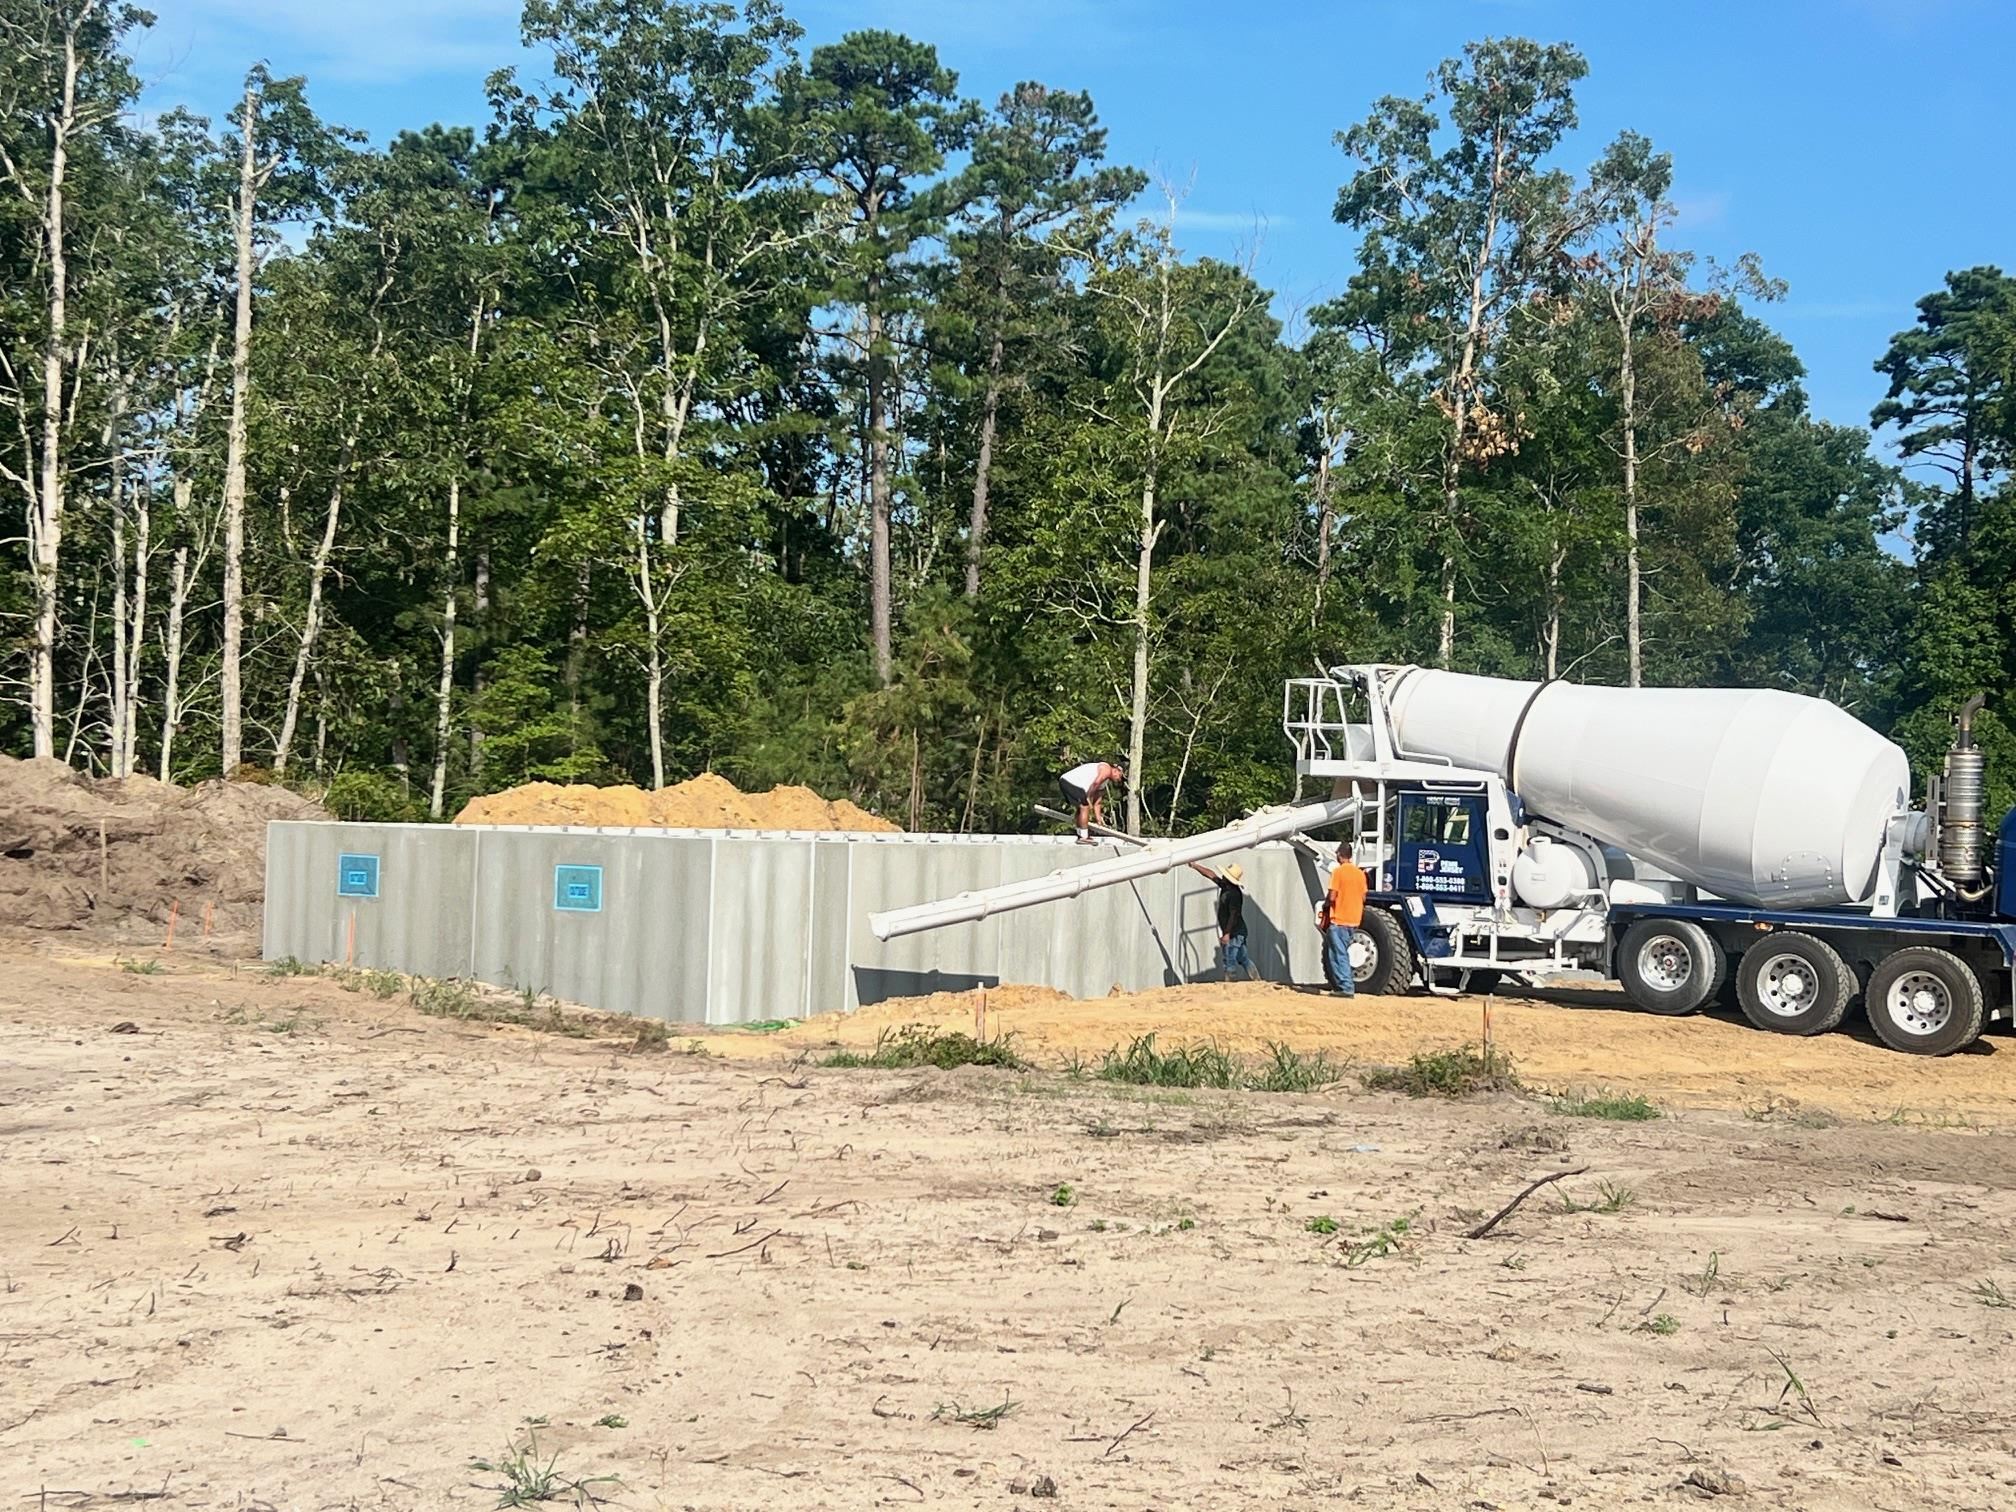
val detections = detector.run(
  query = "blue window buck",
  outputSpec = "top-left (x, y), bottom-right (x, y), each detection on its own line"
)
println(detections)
top-left (337, 853), bottom-right (380, 899)
top-left (554, 864), bottom-right (604, 913)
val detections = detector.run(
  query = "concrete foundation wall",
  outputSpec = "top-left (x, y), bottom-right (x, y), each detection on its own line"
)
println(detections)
top-left (264, 823), bottom-right (1333, 1024)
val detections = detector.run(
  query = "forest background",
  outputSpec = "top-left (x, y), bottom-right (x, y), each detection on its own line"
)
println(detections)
top-left (4, 0), bottom-right (2012, 832)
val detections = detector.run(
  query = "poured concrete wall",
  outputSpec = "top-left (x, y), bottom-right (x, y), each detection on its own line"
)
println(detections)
top-left (264, 823), bottom-right (1333, 1025)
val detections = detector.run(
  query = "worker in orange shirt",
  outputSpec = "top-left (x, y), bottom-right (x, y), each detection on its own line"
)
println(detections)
top-left (1318, 842), bottom-right (1368, 997)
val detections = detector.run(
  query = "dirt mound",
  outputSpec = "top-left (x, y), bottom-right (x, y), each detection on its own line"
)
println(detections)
top-left (455, 773), bottom-right (899, 832)
top-left (0, 755), bottom-right (329, 950)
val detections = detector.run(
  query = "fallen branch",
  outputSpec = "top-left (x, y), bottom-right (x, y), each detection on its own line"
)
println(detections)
top-left (1105, 1410), bottom-right (1155, 1457)
top-left (1467, 1168), bottom-right (1589, 1240)
top-left (706, 1228), bottom-right (781, 1260)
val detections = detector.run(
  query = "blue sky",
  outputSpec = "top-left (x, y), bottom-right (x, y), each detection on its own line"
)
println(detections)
top-left (130, 0), bottom-right (2012, 468)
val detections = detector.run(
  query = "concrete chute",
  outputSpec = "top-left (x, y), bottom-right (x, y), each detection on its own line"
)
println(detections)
top-left (867, 798), bottom-right (1359, 942)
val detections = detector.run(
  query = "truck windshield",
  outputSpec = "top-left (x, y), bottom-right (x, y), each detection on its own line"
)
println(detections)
top-left (1402, 800), bottom-right (1473, 844)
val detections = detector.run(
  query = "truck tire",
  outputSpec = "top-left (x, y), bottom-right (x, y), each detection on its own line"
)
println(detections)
top-left (1355, 909), bottom-right (1414, 996)
top-left (1713, 964), bottom-right (1744, 1011)
top-left (1865, 946), bottom-right (1985, 1056)
top-left (1617, 919), bottom-right (1724, 1016)
top-left (1734, 931), bottom-right (1853, 1036)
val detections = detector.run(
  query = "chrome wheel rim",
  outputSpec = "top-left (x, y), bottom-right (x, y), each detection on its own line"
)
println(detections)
top-left (1348, 932), bottom-right (1374, 979)
top-left (1637, 934), bottom-right (1694, 991)
top-left (1753, 951), bottom-right (1820, 1019)
top-left (1884, 970), bottom-right (1951, 1036)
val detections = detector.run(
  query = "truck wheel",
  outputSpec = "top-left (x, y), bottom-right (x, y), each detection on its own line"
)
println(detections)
top-left (1355, 910), bottom-right (1414, 996)
top-left (1865, 947), bottom-right (1985, 1056)
top-left (1735, 931), bottom-right (1853, 1036)
top-left (1714, 968), bottom-right (1744, 1012)
top-left (1617, 919), bottom-right (1724, 1016)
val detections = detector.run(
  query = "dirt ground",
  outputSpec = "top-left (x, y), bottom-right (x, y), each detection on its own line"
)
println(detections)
top-left (8, 946), bottom-right (2016, 1511)
top-left (727, 979), bottom-right (2016, 1124)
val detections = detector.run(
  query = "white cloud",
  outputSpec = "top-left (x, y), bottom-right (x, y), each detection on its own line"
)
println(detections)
top-left (140, 0), bottom-right (521, 88)
top-left (790, 0), bottom-right (1145, 53)
top-left (1669, 190), bottom-right (1728, 231)
top-left (1173, 207), bottom-right (1288, 232)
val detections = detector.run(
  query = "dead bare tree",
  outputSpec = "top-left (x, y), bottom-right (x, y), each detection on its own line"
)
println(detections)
top-left (1084, 183), bottom-right (1263, 833)
top-left (0, 0), bottom-right (117, 759)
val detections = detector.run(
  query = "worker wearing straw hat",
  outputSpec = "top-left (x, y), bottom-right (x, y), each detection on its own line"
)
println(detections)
top-left (1188, 859), bottom-right (1253, 980)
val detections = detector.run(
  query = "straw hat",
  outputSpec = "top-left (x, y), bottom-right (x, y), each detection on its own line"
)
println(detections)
top-left (1222, 863), bottom-right (1244, 884)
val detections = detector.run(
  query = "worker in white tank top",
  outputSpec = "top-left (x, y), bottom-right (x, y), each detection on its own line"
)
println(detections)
top-left (1057, 759), bottom-right (1127, 843)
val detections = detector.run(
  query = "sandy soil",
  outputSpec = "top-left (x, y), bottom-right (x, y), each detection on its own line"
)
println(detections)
top-left (720, 979), bottom-right (2016, 1123)
top-left (455, 773), bottom-right (896, 832)
top-left (8, 948), bottom-right (2016, 1512)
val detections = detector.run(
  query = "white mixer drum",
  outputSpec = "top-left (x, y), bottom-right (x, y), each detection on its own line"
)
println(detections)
top-left (1386, 669), bottom-right (1909, 910)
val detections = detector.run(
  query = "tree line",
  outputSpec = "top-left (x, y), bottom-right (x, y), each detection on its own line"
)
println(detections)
top-left (3, 1), bottom-right (2012, 829)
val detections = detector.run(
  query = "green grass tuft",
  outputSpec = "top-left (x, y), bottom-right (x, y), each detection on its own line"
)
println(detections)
top-left (1341, 1216), bottom-right (1411, 1268)
top-left (1361, 1043), bottom-right (1519, 1098)
top-left (1561, 1180), bottom-right (1637, 1215)
top-left (821, 1025), bottom-right (1028, 1071)
top-left (410, 977), bottom-right (483, 1018)
top-left (470, 1432), bottom-right (619, 1509)
top-left (1249, 1041), bottom-right (1348, 1092)
top-left (328, 966), bottom-right (405, 998)
top-left (932, 1395), bottom-right (1019, 1430)
top-left (1548, 1090), bottom-right (1660, 1121)
top-left (1093, 1034), bottom-right (1346, 1093)
top-left (1096, 1034), bottom-right (1239, 1088)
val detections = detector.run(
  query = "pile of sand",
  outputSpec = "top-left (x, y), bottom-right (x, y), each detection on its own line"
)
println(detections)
top-left (0, 755), bottom-right (330, 949)
top-left (454, 772), bottom-right (899, 833)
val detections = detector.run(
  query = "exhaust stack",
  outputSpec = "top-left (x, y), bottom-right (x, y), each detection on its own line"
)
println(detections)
top-left (1939, 693), bottom-right (1988, 886)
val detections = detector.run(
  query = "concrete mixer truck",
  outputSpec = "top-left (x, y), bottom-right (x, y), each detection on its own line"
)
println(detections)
top-left (869, 664), bottom-right (2015, 1057)
top-left (1280, 665), bottom-right (2014, 1056)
